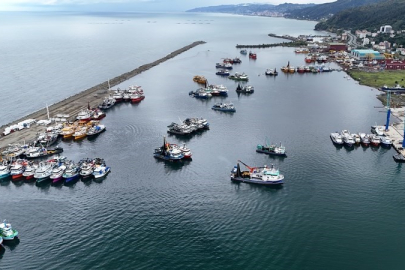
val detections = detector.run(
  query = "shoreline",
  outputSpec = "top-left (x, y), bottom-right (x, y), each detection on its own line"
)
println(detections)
top-left (0, 41), bottom-right (206, 148)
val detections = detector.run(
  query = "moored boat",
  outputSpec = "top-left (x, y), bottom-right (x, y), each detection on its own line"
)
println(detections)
top-left (154, 137), bottom-right (184, 161)
top-left (9, 160), bottom-right (26, 180)
top-left (80, 161), bottom-right (95, 180)
top-left (0, 162), bottom-right (10, 180)
top-left (228, 72), bottom-right (248, 81)
top-left (193, 75), bottom-right (207, 84)
top-left (330, 132), bottom-right (344, 145)
top-left (211, 102), bottom-right (236, 112)
top-left (256, 141), bottom-right (286, 156)
top-left (235, 84), bottom-right (254, 94)
top-left (240, 49), bottom-right (247, 55)
top-left (265, 68), bottom-right (278, 76)
top-left (0, 220), bottom-right (18, 241)
top-left (341, 130), bottom-right (355, 147)
top-left (50, 163), bottom-right (66, 184)
top-left (248, 52), bottom-right (257, 59)
top-left (93, 163), bottom-right (110, 180)
top-left (22, 162), bottom-right (38, 181)
top-left (369, 134), bottom-right (380, 146)
top-left (359, 133), bottom-right (370, 147)
top-left (216, 69), bottom-right (230, 76)
top-left (352, 133), bottom-right (361, 144)
top-left (231, 161), bottom-right (284, 185)
top-left (86, 124), bottom-right (106, 139)
top-left (63, 162), bottom-right (80, 184)
top-left (34, 162), bottom-right (53, 183)
top-left (380, 136), bottom-right (392, 147)
top-left (216, 63), bottom-right (233, 69)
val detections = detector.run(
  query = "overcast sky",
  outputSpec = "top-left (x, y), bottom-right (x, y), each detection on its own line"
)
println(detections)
top-left (0, 0), bottom-right (337, 12)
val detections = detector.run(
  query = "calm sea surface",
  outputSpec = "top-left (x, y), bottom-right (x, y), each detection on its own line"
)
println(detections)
top-left (1, 12), bottom-right (405, 270)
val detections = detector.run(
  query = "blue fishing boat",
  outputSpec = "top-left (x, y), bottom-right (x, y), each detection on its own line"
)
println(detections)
top-left (211, 102), bottom-right (236, 113)
top-left (63, 162), bottom-right (80, 183)
top-left (240, 49), bottom-right (247, 55)
top-left (216, 69), bottom-right (230, 76)
top-left (154, 137), bottom-right (184, 161)
top-left (0, 162), bottom-right (10, 180)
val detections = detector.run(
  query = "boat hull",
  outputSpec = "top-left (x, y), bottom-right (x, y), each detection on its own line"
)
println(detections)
top-left (256, 149), bottom-right (286, 156)
top-left (231, 176), bottom-right (283, 185)
top-left (0, 173), bottom-right (10, 179)
top-left (11, 173), bottom-right (24, 180)
top-left (64, 174), bottom-right (80, 183)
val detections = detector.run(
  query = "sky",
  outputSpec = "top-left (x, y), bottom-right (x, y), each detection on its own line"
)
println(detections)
top-left (0, 0), bottom-right (337, 12)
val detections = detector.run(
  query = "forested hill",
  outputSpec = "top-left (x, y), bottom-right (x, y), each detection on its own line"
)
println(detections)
top-left (186, 3), bottom-right (315, 15)
top-left (285, 0), bottom-right (385, 21)
top-left (315, 0), bottom-right (405, 31)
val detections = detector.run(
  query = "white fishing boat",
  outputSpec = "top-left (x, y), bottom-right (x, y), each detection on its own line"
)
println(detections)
top-left (93, 164), bottom-right (111, 179)
top-left (341, 130), bottom-right (355, 147)
top-left (231, 161), bottom-right (284, 185)
top-left (330, 132), bottom-right (343, 145)
top-left (0, 220), bottom-right (18, 240)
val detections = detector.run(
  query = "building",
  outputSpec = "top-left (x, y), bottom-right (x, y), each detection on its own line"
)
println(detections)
top-left (363, 38), bottom-right (370, 46)
top-left (351, 49), bottom-right (385, 61)
top-left (328, 42), bottom-right (347, 52)
top-left (385, 59), bottom-right (405, 70)
top-left (341, 33), bottom-right (348, 41)
top-left (380, 25), bottom-right (393, 33)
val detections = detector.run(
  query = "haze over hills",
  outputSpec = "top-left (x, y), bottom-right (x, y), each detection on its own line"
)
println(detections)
top-left (186, 3), bottom-right (316, 15)
top-left (315, 0), bottom-right (405, 32)
top-left (285, 0), bottom-right (386, 20)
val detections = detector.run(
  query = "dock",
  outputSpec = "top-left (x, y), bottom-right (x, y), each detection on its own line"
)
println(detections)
top-left (0, 41), bottom-right (206, 149)
top-left (379, 108), bottom-right (405, 156)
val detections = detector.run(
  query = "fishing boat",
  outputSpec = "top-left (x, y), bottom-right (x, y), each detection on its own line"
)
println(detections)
top-left (130, 92), bottom-right (145, 103)
top-left (0, 162), bottom-right (10, 180)
top-left (249, 52), bottom-right (257, 59)
top-left (86, 124), bottom-right (106, 139)
top-left (231, 161), bottom-right (284, 185)
top-left (167, 122), bottom-right (194, 135)
top-left (183, 118), bottom-right (210, 130)
top-left (359, 133), bottom-right (370, 147)
top-left (352, 133), bottom-right (361, 144)
top-left (211, 102), bottom-right (236, 112)
top-left (170, 143), bottom-right (192, 159)
top-left (369, 134), bottom-right (380, 146)
top-left (381, 84), bottom-right (405, 92)
top-left (189, 88), bottom-right (212, 99)
top-left (265, 68), bottom-right (278, 76)
top-left (25, 146), bottom-right (64, 160)
top-left (76, 109), bottom-right (94, 122)
top-left (216, 69), bottom-right (230, 76)
top-left (50, 163), bottom-right (66, 184)
top-left (380, 136), bottom-right (393, 147)
top-left (371, 125), bottom-right (384, 136)
top-left (22, 162), bottom-right (38, 181)
top-left (63, 162), bottom-right (80, 184)
top-left (73, 126), bottom-right (88, 140)
top-left (393, 153), bottom-right (405, 163)
top-left (98, 96), bottom-right (116, 110)
top-left (111, 90), bottom-right (123, 102)
top-left (93, 162), bottom-right (110, 180)
top-left (330, 132), bottom-right (344, 145)
top-left (215, 63), bottom-right (233, 69)
top-left (34, 162), bottom-right (53, 183)
top-left (91, 109), bottom-right (106, 120)
top-left (256, 140), bottom-right (286, 156)
top-left (154, 137), bottom-right (184, 161)
top-left (341, 130), bottom-right (355, 147)
top-left (60, 124), bottom-right (76, 139)
top-left (240, 49), bottom-right (247, 55)
top-left (235, 84), bottom-right (254, 94)
top-left (228, 72), bottom-right (248, 81)
top-left (0, 220), bottom-right (18, 241)
top-left (80, 161), bottom-right (95, 180)
top-left (193, 75), bottom-right (207, 84)
top-left (232, 58), bottom-right (242, 64)
top-left (9, 160), bottom-right (26, 180)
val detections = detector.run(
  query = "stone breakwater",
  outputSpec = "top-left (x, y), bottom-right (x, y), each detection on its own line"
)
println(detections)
top-left (0, 41), bottom-right (206, 148)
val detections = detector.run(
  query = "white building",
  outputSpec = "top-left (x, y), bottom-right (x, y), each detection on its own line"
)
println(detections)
top-left (380, 25), bottom-right (393, 33)
top-left (363, 38), bottom-right (370, 46)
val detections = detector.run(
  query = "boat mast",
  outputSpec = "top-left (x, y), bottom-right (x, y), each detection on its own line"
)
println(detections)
top-left (46, 103), bottom-right (50, 120)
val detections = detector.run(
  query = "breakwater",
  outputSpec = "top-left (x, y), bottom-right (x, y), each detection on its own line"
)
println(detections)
top-left (0, 41), bottom-right (206, 147)
top-left (236, 40), bottom-right (307, 49)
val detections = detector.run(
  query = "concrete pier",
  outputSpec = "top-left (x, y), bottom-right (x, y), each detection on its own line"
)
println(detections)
top-left (0, 41), bottom-right (206, 149)
top-left (381, 108), bottom-right (405, 156)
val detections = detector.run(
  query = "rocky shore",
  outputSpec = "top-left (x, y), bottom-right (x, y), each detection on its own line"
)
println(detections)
top-left (0, 41), bottom-right (206, 148)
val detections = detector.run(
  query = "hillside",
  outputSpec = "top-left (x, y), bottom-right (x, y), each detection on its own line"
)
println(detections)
top-left (285, 0), bottom-right (385, 20)
top-left (186, 3), bottom-right (315, 15)
top-left (315, 0), bottom-right (405, 31)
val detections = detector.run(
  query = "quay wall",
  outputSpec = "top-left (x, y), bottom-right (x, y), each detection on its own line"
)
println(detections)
top-left (0, 41), bottom-right (206, 133)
